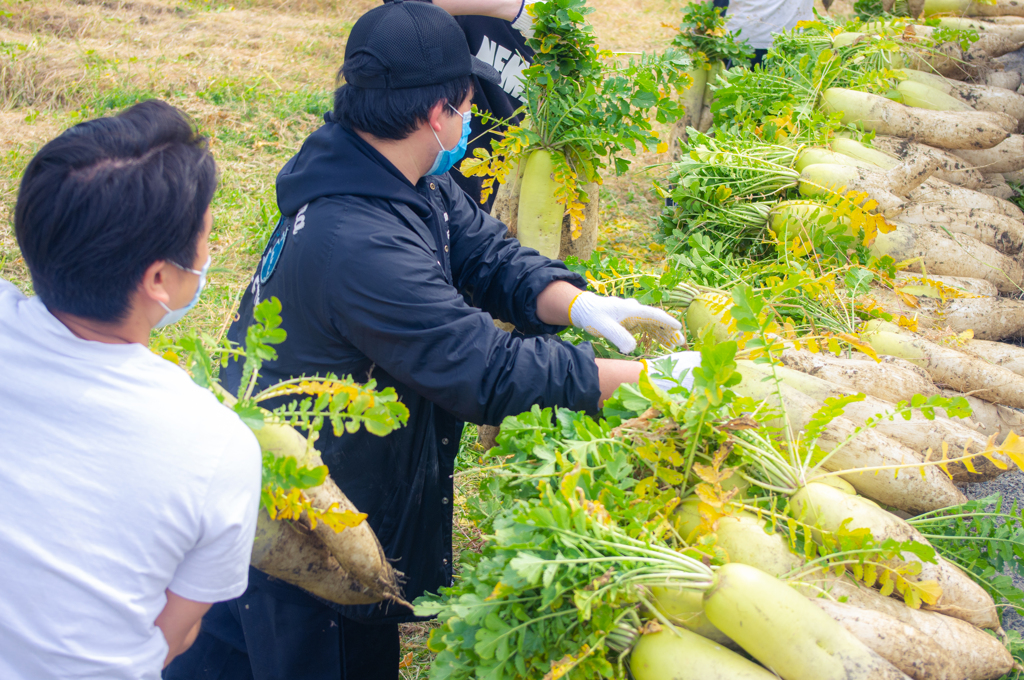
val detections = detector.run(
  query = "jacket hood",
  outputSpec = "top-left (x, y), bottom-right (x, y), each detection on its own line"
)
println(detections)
top-left (276, 115), bottom-right (432, 218)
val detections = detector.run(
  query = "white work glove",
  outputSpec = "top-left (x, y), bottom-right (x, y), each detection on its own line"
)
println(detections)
top-left (568, 291), bottom-right (683, 354)
top-left (511, 0), bottom-right (535, 39)
top-left (647, 351), bottom-right (702, 391)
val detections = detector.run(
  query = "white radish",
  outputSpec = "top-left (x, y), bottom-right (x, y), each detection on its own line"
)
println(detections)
top-left (867, 135), bottom-right (988, 189)
top-left (629, 628), bottom-right (776, 680)
top-left (895, 202), bottom-right (1024, 254)
top-left (907, 177), bottom-right (1024, 221)
top-left (790, 482), bottom-right (1001, 630)
top-left (734, 363), bottom-right (967, 513)
top-left (750, 360), bottom-right (1002, 483)
top-left (812, 599), bottom-right (959, 680)
top-left (872, 223), bottom-right (1024, 293)
top-left (979, 173), bottom-right (1017, 200)
top-left (950, 134), bottom-right (1024, 173)
top-left (939, 387), bottom-right (1024, 442)
top-left (703, 563), bottom-right (914, 680)
top-left (895, 68), bottom-right (955, 93)
top-left (966, 338), bottom-right (1024, 376)
top-left (949, 81), bottom-right (1024, 131)
top-left (779, 349), bottom-right (941, 403)
top-left (862, 322), bottom-right (1024, 408)
top-left (677, 501), bottom-right (1014, 680)
top-left (896, 79), bottom-right (975, 112)
top-left (820, 88), bottom-right (1010, 150)
top-left (925, 0), bottom-right (1024, 17)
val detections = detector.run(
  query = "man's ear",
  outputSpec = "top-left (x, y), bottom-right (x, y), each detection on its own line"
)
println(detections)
top-left (140, 260), bottom-right (173, 307)
top-left (427, 100), bottom-right (448, 133)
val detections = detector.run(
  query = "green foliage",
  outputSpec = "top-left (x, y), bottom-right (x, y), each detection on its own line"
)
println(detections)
top-left (671, 1), bottom-right (754, 67)
top-left (909, 495), bottom-right (1024, 620)
top-left (167, 298), bottom-right (409, 524)
top-left (464, 0), bottom-right (691, 210)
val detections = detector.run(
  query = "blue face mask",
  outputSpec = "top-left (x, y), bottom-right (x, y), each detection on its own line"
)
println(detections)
top-left (426, 104), bottom-right (471, 176)
top-left (154, 255), bottom-right (210, 329)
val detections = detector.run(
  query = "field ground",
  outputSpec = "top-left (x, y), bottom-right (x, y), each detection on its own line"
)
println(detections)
top-left (0, 0), bottom-right (845, 675)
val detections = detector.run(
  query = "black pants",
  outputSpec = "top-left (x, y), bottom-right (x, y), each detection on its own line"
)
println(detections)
top-left (163, 576), bottom-right (400, 680)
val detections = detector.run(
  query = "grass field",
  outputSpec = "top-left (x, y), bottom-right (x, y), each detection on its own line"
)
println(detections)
top-left (0, 0), bottom-right (843, 675)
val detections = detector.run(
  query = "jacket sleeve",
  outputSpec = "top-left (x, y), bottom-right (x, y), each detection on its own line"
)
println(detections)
top-left (321, 205), bottom-right (602, 426)
top-left (442, 175), bottom-right (589, 336)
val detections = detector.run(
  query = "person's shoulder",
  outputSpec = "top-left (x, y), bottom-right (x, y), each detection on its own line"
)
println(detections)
top-left (0, 278), bottom-right (27, 314)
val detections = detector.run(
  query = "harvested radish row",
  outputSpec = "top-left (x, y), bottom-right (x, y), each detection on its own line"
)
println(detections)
top-left (948, 81), bottom-right (1024, 130)
top-left (906, 177), bottom-right (1024, 221)
top-left (749, 361), bottom-right (1004, 482)
top-left (925, 0), bottom-right (1024, 17)
top-left (820, 88), bottom-right (1010, 150)
top-left (965, 338), bottom-right (1024, 376)
top-left (779, 349), bottom-right (941, 403)
top-left (892, 201), bottom-right (1024, 255)
top-left (860, 287), bottom-right (1024, 341)
top-left (734, 362), bottom-right (968, 512)
top-left (939, 387), bottom-right (1024, 442)
top-left (674, 503), bottom-right (1014, 680)
top-left (870, 223), bottom-right (1024, 293)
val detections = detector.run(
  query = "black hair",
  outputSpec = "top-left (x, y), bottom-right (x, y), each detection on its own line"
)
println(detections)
top-left (14, 99), bottom-right (217, 323)
top-left (333, 52), bottom-right (473, 140)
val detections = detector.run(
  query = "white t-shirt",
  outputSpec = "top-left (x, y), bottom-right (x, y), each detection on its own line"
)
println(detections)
top-left (726, 0), bottom-right (815, 50)
top-left (0, 279), bottom-right (262, 680)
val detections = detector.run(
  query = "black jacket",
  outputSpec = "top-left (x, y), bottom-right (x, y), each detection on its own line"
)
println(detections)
top-left (223, 119), bottom-right (602, 622)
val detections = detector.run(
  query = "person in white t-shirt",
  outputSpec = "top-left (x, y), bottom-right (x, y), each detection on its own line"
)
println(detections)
top-left (720, 0), bottom-right (815, 66)
top-left (0, 99), bottom-right (262, 680)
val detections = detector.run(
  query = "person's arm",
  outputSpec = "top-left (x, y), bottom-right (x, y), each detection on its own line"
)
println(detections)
top-left (537, 280), bottom-right (648, 402)
top-left (432, 0), bottom-right (523, 20)
top-left (155, 590), bottom-right (211, 667)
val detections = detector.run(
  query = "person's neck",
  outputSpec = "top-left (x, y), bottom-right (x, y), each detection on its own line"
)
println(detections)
top-left (51, 309), bottom-right (150, 345)
top-left (354, 128), bottom-right (425, 185)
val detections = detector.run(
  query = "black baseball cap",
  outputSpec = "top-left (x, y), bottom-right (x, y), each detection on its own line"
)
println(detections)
top-left (344, 0), bottom-right (502, 90)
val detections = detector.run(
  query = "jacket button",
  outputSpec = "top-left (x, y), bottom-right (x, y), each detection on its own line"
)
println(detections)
top-left (430, 182), bottom-right (436, 190)
top-left (442, 496), bottom-right (450, 505)
top-left (441, 438), bottom-right (449, 445)
top-left (442, 558), bottom-right (448, 565)
top-left (444, 245), bottom-right (449, 252)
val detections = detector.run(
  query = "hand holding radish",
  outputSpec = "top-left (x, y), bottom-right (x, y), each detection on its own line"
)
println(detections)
top-left (568, 291), bottom-right (683, 353)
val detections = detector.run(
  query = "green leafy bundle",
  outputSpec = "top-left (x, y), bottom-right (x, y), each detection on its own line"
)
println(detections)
top-left (671, 0), bottom-right (754, 68)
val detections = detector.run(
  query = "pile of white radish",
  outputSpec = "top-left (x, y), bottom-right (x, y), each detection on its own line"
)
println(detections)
top-left (618, 293), bottom-right (1024, 680)
top-left (627, 12), bottom-right (1024, 680)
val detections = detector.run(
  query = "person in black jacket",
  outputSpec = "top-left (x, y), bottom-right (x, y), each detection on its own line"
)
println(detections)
top-left (163, 3), bottom-right (683, 680)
